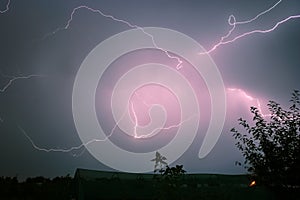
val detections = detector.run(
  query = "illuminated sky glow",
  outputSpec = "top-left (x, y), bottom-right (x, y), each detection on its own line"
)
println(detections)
top-left (0, 0), bottom-right (299, 178)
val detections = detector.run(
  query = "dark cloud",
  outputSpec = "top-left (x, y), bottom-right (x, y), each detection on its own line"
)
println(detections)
top-left (0, 0), bottom-right (299, 178)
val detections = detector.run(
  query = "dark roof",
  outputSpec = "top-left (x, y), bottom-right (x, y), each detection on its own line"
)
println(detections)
top-left (74, 168), bottom-right (154, 181)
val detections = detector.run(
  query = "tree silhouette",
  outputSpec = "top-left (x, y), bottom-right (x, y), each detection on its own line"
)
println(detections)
top-left (231, 90), bottom-right (300, 188)
top-left (151, 152), bottom-right (186, 200)
top-left (151, 151), bottom-right (168, 173)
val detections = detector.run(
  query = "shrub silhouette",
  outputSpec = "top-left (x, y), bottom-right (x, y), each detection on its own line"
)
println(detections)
top-left (231, 90), bottom-right (300, 188)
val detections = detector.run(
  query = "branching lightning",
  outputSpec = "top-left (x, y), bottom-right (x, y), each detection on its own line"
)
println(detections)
top-left (3, 0), bottom-right (298, 156)
top-left (43, 5), bottom-right (183, 69)
top-left (134, 91), bottom-right (151, 107)
top-left (199, 0), bottom-right (300, 54)
top-left (20, 87), bottom-right (197, 153)
top-left (130, 92), bottom-right (199, 139)
top-left (0, 0), bottom-right (10, 14)
top-left (0, 73), bottom-right (42, 123)
top-left (232, 0), bottom-right (282, 26)
top-left (0, 73), bottom-right (42, 93)
top-left (227, 88), bottom-right (271, 118)
top-left (133, 115), bottom-right (198, 139)
top-left (18, 109), bottom-right (126, 153)
top-left (130, 101), bottom-right (139, 138)
top-left (19, 126), bottom-right (87, 153)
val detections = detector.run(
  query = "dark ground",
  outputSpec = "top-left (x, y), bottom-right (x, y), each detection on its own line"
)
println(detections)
top-left (0, 173), bottom-right (299, 200)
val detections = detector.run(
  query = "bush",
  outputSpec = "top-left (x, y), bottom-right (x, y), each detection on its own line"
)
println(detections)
top-left (231, 90), bottom-right (300, 188)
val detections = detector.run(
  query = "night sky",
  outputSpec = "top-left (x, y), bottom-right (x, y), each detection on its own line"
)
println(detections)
top-left (0, 0), bottom-right (299, 179)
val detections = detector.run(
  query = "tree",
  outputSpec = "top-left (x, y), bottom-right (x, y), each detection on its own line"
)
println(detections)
top-left (231, 90), bottom-right (300, 188)
top-left (151, 151), bottom-right (186, 200)
top-left (151, 151), bottom-right (168, 174)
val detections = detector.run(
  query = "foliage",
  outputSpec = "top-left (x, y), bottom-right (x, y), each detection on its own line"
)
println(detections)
top-left (151, 151), bottom-right (186, 199)
top-left (151, 151), bottom-right (168, 173)
top-left (0, 175), bottom-right (73, 199)
top-left (161, 165), bottom-right (186, 182)
top-left (231, 90), bottom-right (300, 188)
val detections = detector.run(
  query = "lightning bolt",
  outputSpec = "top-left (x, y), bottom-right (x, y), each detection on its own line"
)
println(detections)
top-left (133, 115), bottom-right (198, 139)
top-left (19, 116), bottom-right (120, 153)
top-left (199, 0), bottom-right (300, 54)
top-left (0, 73), bottom-right (43, 122)
top-left (227, 88), bottom-right (271, 118)
top-left (130, 93), bottom-right (198, 139)
top-left (20, 92), bottom-right (197, 153)
top-left (19, 126), bottom-right (88, 153)
top-left (0, 73), bottom-right (42, 93)
top-left (130, 101), bottom-right (139, 138)
top-left (4, 1), bottom-right (297, 156)
top-left (134, 91), bottom-right (152, 107)
top-left (18, 105), bottom-right (130, 153)
top-left (231, 0), bottom-right (282, 26)
top-left (42, 5), bottom-right (183, 69)
top-left (0, 0), bottom-right (10, 14)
